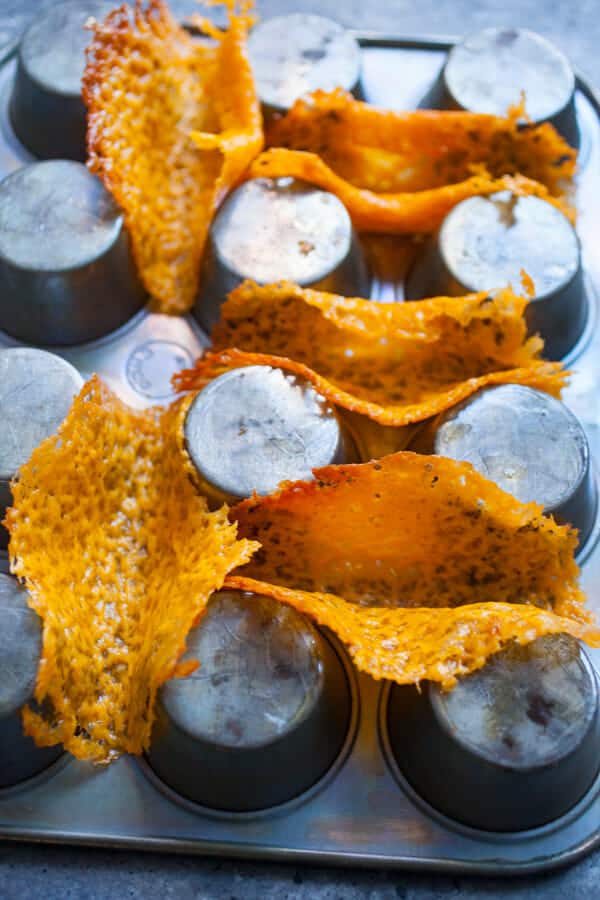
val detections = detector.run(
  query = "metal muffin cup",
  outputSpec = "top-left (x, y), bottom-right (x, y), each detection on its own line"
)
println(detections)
top-left (248, 14), bottom-right (362, 117)
top-left (384, 635), bottom-right (600, 832)
top-left (0, 573), bottom-right (62, 787)
top-left (9, 0), bottom-right (115, 162)
top-left (183, 364), bottom-right (358, 507)
top-left (411, 384), bottom-right (597, 551)
top-left (405, 192), bottom-right (586, 361)
top-left (0, 348), bottom-right (83, 550)
top-left (422, 28), bottom-right (579, 148)
top-left (146, 590), bottom-right (353, 812)
top-left (0, 480), bottom-right (10, 551)
top-left (0, 160), bottom-right (146, 346)
top-left (194, 177), bottom-right (369, 333)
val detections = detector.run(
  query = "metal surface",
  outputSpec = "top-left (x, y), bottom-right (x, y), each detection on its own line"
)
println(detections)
top-left (441, 28), bottom-right (579, 146)
top-left (0, 58), bottom-right (33, 176)
top-left (195, 177), bottom-right (369, 331)
top-left (0, 573), bottom-right (63, 785)
top-left (147, 590), bottom-right (353, 812)
top-left (385, 636), bottom-right (600, 832)
top-left (183, 365), bottom-right (349, 504)
top-left (0, 349), bottom-right (82, 480)
top-left (248, 14), bottom-right (361, 113)
top-left (425, 384), bottom-right (597, 548)
top-left (0, 161), bottom-right (146, 345)
top-left (9, 0), bottom-right (114, 161)
top-left (0, 307), bottom-right (207, 410)
top-left (0, 347), bottom-right (83, 548)
top-left (0, 34), bottom-right (599, 876)
top-left (405, 192), bottom-right (586, 360)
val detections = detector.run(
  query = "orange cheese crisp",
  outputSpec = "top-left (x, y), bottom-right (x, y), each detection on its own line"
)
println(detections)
top-left (226, 577), bottom-right (597, 689)
top-left (83, 0), bottom-right (263, 314)
top-left (251, 89), bottom-right (576, 233)
top-left (174, 281), bottom-right (566, 427)
top-left (5, 378), bottom-right (258, 762)
top-left (226, 454), bottom-right (599, 687)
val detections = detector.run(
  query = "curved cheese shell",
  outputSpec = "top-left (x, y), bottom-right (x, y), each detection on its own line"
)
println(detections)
top-left (253, 88), bottom-right (575, 234)
top-left (5, 377), bottom-right (258, 762)
top-left (174, 280), bottom-right (566, 428)
top-left (225, 452), bottom-right (598, 688)
top-left (83, 0), bottom-right (263, 314)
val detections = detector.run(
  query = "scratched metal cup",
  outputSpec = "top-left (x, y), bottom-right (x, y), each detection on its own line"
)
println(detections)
top-left (248, 14), bottom-right (362, 115)
top-left (415, 384), bottom-right (596, 550)
top-left (183, 365), bottom-right (355, 507)
top-left (0, 160), bottom-right (146, 345)
top-left (438, 28), bottom-right (578, 147)
top-left (386, 634), bottom-right (600, 831)
top-left (0, 348), bottom-right (83, 550)
top-left (0, 573), bottom-right (62, 787)
top-left (9, 0), bottom-right (114, 161)
top-left (405, 192), bottom-right (585, 360)
top-left (147, 590), bottom-right (352, 812)
top-left (194, 177), bottom-right (369, 332)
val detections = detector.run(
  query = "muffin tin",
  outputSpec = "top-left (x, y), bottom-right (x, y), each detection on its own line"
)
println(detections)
top-left (0, 5), bottom-right (599, 875)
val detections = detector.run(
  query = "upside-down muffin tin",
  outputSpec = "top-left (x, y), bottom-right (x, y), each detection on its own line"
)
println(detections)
top-left (0, 2), bottom-right (599, 875)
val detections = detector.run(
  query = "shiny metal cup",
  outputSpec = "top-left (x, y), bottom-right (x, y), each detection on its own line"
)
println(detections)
top-left (0, 573), bottom-right (62, 787)
top-left (194, 177), bottom-right (369, 332)
top-left (0, 348), bottom-right (83, 550)
top-left (248, 14), bottom-right (362, 115)
top-left (413, 384), bottom-right (596, 550)
top-left (405, 192), bottom-right (586, 361)
top-left (147, 590), bottom-right (352, 812)
top-left (9, 0), bottom-right (114, 161)
top-left (0, 160), bottom-right (146, 345)
top-left (385, 635), bottom-right (600, 832)
top-left (183, 364), bottom-right (356, 507)
top-left (436, 28), bottom-right (579, 147)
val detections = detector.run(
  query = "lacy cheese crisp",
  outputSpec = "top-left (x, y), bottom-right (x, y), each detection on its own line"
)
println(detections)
top-left (5, 378), bottom-right (258, 762)
top-left (251, 89), bottom-right (576, 233)
top-left (84, 0), bottom-right (263, 314)
top-left (227, 453), bottom-right (599, 688)
top-left (174, 281), bottom-right (566, 427)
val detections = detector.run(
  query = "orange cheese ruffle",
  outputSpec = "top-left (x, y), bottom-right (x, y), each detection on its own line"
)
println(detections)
top-left (250, 89), bottom-right (576, 232)
top-left (5, 378), bottom-right (258, 762)
top-left (84, 0), bottom-right (263, 314)
top-left (226, 453), bottom-right (598, 688)
top-left (174, 280), bottom-right (566, 427)
top-left (226, 576), bottom-right (597, 689)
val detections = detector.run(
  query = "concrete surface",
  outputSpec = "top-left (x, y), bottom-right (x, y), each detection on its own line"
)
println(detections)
top-left (0, 0), bottom-right (599, 897)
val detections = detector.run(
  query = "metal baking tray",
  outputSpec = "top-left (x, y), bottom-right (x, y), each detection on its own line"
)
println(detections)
top-left (0, 29), bottom-right (599, 875)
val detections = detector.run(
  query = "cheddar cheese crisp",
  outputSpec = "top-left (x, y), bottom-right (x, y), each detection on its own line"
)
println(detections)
top-left (5, 378), bottom-right (258, 762)
top-left (174, 281), bottom-right (566, 427)
top-left (227, 453), bottom-right (599, 688)
top-left (251, 89), bottom-right (575, 233)
top-left (84, 0), bottom-right (263, 314)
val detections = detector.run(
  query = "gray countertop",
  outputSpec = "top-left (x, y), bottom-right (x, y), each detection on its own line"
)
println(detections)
top-left (1, 0), bottom-right (599, 897)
